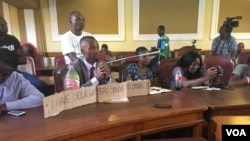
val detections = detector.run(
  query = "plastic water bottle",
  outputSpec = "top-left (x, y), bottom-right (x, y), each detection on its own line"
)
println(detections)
top-left (65, 62), bottom-right (80, 90)
top-left (175, 67), bottom-right (182, 90)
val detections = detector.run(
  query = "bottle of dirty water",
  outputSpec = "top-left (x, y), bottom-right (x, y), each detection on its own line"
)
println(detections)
top-left (65, 61), bottom-right (80, 90)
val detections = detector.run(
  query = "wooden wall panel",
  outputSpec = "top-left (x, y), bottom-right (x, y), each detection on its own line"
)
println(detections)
top-left (139, 0), bottom-right (199, 34)
top-left (56, 0), bottom-right (118, 34)
top-left (218, 0), bottom-right (250, 32)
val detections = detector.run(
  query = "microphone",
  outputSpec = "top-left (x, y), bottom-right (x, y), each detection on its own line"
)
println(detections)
top-left (106, 51), bottom-right (159, 64)
top-left (97, 60), bottom-right (110, 82)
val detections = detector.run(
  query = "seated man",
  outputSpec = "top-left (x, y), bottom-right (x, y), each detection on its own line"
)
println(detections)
top-left (228, 56), bottom-right (250, 86)
top-left (235, 42), bottom-right (245, 62)
top-left (0, 48), bottom-right (44, 113)
top-left (0, 16), bottom-right (49, 96)
top-left (73, 36), bottom-right (116, 87)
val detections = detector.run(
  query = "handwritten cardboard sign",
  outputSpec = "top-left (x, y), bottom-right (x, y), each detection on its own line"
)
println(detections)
top-left (43, 80), bottom-right (151, 118)
top-left (43, 86), bottom-right (96, 118)
top-left (127, 80), bottom-right (150, 97)
top-left (97, 82), bottom-right (127, 102)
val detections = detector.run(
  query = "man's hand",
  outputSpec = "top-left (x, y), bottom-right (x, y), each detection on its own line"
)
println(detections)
top-left (96, 62), bottom-right (110, 81)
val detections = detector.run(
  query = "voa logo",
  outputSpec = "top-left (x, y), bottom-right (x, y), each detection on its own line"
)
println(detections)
top-left (226, 129), bottom-right (246, 136)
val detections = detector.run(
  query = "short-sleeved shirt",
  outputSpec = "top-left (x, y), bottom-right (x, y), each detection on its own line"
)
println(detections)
top-left (61, 31), bottom-right (91, 64)
top-left (158, 34), bottom-right (171, 58)
top-left (232, 64), bottom-right (250, 79)
top-left (211, 36), bottom-right (237, 58)
top-left (124, 63), bottom-right (158, 85)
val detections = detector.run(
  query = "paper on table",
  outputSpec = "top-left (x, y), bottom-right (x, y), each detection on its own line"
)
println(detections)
top-left (103, 97), bottom-right (129, 103)
top-left (204, 87), bottom-right (221, 91)
top-left (191, 86), bottom-right (221, 91)
top-left (150, 87), bottom-right (172, 95)
top-left (191, 86), bottom-right (209, 90)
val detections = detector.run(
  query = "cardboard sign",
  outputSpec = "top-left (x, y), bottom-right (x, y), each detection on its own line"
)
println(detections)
top-left (127, 80), bottom-right (150, 97)
top-left (43, 86), bottom-right (96, 118)
top-left (43, 80), bottom-right (151, 118)
top-left (43, 92), bottom-right (65, 118)
top-left (97, 82), bottom-right (127, 102)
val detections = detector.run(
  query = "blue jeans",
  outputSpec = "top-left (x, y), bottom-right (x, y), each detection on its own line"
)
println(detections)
top-left (17, 71), bottom-right (49, 97)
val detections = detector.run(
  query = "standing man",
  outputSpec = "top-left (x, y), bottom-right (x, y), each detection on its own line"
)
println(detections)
top-left (0, 16), bottom-right (49, 97)
top-left (61, 11), bottom-right (91, 64)
top-left (211, 26), bottom-right (237, 62)
top-left (149, 25), bottom-right (170, 66)
top-left (0, 16), bottom-right (26, 65)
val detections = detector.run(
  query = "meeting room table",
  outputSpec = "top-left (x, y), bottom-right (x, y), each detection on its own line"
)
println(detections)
top-left (0, 92), bottom-right (206, 141)
top-left (36, 66), bottom-right (55, 76)
top-left (174, 85), bottom-right (250, 141)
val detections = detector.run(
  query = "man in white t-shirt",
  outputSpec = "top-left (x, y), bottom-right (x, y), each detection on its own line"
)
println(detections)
top-left (61, 11), bottom-right (91, 64)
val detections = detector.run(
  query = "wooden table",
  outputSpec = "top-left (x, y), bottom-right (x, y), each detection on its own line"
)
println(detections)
top-left (36, 66), bottom-right (55, 76)
top-left (212, 116), bottom-right (250, 141)
top-left (0, 92), bottom-right (206, 141)
top-left (174, 86), bottom-right (250, 141)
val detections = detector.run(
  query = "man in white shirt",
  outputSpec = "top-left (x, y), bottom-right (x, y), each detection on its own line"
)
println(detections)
top-left (61, 11), bottom-right (91, 64)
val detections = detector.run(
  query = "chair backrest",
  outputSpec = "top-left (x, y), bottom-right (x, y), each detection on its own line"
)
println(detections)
top-left (118, 60), bottom-right (138, 82)
top-left (53, 64), bottom-right (68, 93)
top-left (174, 46), bottom-right (201, 59)
top-left (54, 55), bottom-right (66, 68)
top-left (237, 52), bottom-right (250, 65)
top-left (17, 57), bottom-right (36, 75)
top-left (158, 58), bottom-right (179, 84)
top-left (203, 55), bottom-right (234, 86)
top-left (34, 53), bottom-right (44, 69)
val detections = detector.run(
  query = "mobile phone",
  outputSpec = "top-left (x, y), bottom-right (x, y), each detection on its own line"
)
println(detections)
top-left (154, 104), bottom-right (172, 109)
top-left (8, 111), bottom-right (26, 116)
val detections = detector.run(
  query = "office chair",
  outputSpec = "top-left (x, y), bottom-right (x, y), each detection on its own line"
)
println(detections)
top-left (158, 58), bottom-right (179, 87)
top-left (237, 52), bottom-right (250, 65)
top-left (17, 57), bottom-right (36, 75)
top-left (203, 55), bottom-right (234, 86)
top-left (174, 46), bottom-right (201, 59)
top-left (53, 64), bottom-right (68, 92)
top-left (54, 55), bottom-right (66, 68)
